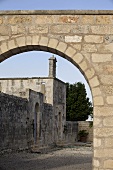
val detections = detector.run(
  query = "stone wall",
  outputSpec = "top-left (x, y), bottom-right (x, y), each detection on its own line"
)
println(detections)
top-left (0, 92), bottom-right (30, 152)
top-left (78, 121), bottom-right (93, 142)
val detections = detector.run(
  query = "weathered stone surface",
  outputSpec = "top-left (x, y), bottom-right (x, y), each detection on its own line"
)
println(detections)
top-left (29, 25), bottom-right (48, 34)
top-left (71, 25), bottom-right (90, 34)
top-left (58, 15), bottom-right (80, 23)
top-left (71, 44), bottom-right (81, 51)
top-left (8, 39), bottom-right (16, 50)
top-left (96, 15), bottom-right (111, 24)
top-left (0, 36), bottom-right (9, 41)
top-left (50, 25), bottom-right (70, 33)
top-left (103, 117), bottom-right (113, 126)
top-left (82, 44), bottom-right (97, 52)
top-left (0, 42), bottom-right (8, 53)
top-left (106, 96), bottom-right (113, 104)
top-left (65, 46), bottom-right (76, 57)
top-left (65, 35), bottom-right (82, 42)
top-left (56, 42), bottom-right (67, 53)
top-left (84, 35), bottom-right (103, 43)
top-left (104, 160), bottom-right (113, 169)
top-left (85, 68), bottom-right (95, 79)
top-left (94, 128), bottom-right (113, 137)
top-left (91, 25), bottom-right (113, 34)
top-left (92, 54), bottom-right (112, 63)
top-left (72, 53), bottom-right (83, 64)
top-left (92, 87), bottom-right (101, 96)
top-left (89, 76), bottom-right (100, 88)
top-left (94, 149), bottom-right (113, 157)
top-left (81, 15), bottom-right (95, 24)
top-left (94, 96), bottom-right (104, 106)
top-left (97, 43), bottom-right (113, 53)
top-left (39, 37), bottom-right (49, 46)
top-left (48, 38), bottom-right (58, 48)
top-left (94, 107), bottom-right (113, 116)
top-left (11, 25), bottom-right (25, 35)
top-left (104, 138), bottom-right (113, 147)
top-left (79, 60), bottom-right (88, 71)
top-left (103, 85), bottom-right (113, 95)
top-left (93, 159), bottom-right (100, 168)
top-left (0, 25), bottom-right (10, 35)
top-left (32, 35), bottom-right (40, 45)
top-left (94, 138), bottom-right (101, 147)
top-left (36, 15), bottom-right (54, 24)
top-left (16, 36), bottom-right (26, 47)
top-left (100, 75), bottom-right (113, 85)
top-left (8, 16), bottom-right (32, 24)
top-left (93, 117), bottom-right (102, 127)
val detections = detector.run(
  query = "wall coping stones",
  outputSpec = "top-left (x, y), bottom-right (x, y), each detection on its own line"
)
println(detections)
top-left (0, 10), bottom-right (113, 15)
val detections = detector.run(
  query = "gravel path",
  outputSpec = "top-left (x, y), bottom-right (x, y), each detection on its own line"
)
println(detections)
top-left (0, 146), bottom-right (93, 170)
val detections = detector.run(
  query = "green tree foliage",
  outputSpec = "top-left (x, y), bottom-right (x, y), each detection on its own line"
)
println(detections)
top-left (66, 82), bottom-right (93, 121)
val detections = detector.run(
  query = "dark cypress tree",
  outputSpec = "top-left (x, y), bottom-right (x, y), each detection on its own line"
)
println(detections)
top-left (66, 82), bottom-right (93, 121)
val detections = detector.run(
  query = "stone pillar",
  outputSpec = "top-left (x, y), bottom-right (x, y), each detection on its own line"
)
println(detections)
top-left (48, 56), bottom-right (57, 78)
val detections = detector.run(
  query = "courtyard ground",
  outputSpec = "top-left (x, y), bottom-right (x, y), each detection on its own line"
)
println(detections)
top-left (0, 145), bottom-right (92, 170)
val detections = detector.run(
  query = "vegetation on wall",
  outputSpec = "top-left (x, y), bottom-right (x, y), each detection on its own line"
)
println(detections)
top-left (66, 82), bottom-right (93, 121)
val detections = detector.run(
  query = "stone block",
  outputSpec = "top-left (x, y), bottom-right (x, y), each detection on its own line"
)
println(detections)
top-left (104, 160), bottom-right (113, 169)
top-left (32, 35), bottom-right (40, 45)
top-left (26, 36), bottom-right (32, 45)
top-left (94, 149), bottom-right (113, 157)
top-left (71, 25), bottom-right (90, 34)
top-left (103, 117), bottom-right (113, 126)
top-left (97, 43), bottom-right (113, 53)
top-left (82, 44), bottom-right (97, 52)
top-left (50, 25), bottom-right (70, 33)
top-left (106, 96), bottom-right (113, 104)
top-left (92, 87), bottom-right (101, 97)
top-left (94, 107), bottom-right (113, 116)
top-left (81, 15), bottom-right (95, 24)
top-left (0, 36), bottom-right (9, 42)
top-left (93, 159), bottom-right (100, 168)
top-left (96, 15), bottom-right (111, 24)
top-left (84, 35), bottom-right (103, 43)
top-left (39, 37), bottom-right (49, 47)
top-left (0, 42), bottom-right (8, 53)
top-left (79, 60), bottom-right (88, 71)
top-left (11, 25), bottom-right (25, 35)
top-left (103, 85), bottom-right (113, 95)
top-left (94, 138), bottom-right (101, 147)
top-left (8, 40), bottom-right (17, 50)
top-left (85, 68), bottom-right (95, 79)
top-left (0, 25), bottom-right (10, 35)
top-left (91, 25), bottom-right (113, 34)
top-left (56, 42), bottom-right (67, 53)
top-left (36, 15), bottom-right (54, 24)
top-left (71, 44), bottom-right (81, 51)
top-left (100, 75), bottom-right (113, 85)
top-left (72, 53), bottom-right (83, 64)
top-left (92, 53), bottom-right (112, 63)
top-left (48, 38), bottom-right (59, 49)
top-left (16, 36), bottom-right (26, 47)
top-left (104, 138), bottom-right (113, 147)
top-left (94, 96), bottom-right (104, 106)
top-left (65, 46), bottom-right (76, 57)
top-left (36, 25), bottom-right (48, 33)
top-left (65, 35), bottom-right (82, 43)
top-left (58, 15), bottom-right (80, 23)
top-left (8, 16), bottom-right (32, 24)
top-left (89, 76), bottom-right (100, 88)
top-left (94, 128), bottom-right (113, 137)
top-left (93, 117), bottom-right (102, 127)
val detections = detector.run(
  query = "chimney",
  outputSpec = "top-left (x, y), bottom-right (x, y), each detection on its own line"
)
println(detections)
top-left (48, 55), bottom-right (57, 78)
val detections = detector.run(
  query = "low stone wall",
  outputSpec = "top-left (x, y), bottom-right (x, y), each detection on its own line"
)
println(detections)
top-left (63, 121), bottom-right (78, 144)
top-left (78, 121), bottom-right (93, 142)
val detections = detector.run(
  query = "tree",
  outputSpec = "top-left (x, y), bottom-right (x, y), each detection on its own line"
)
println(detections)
top-left (66, 82), bottom-right (93, 121)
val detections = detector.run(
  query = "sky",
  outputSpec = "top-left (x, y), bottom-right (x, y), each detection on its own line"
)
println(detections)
top-left (0, 0), bottom-right (113, 102)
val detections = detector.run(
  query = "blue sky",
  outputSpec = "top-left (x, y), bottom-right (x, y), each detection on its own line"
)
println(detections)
top-left (0, 0), bottom-right (113, 101)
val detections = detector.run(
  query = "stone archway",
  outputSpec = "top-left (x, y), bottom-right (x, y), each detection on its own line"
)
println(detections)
top-left (0, 10), bottom-right (113, 169)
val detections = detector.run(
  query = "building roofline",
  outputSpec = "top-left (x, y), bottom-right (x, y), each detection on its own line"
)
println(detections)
top-left (0, 10), bottom-right (113, 15)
